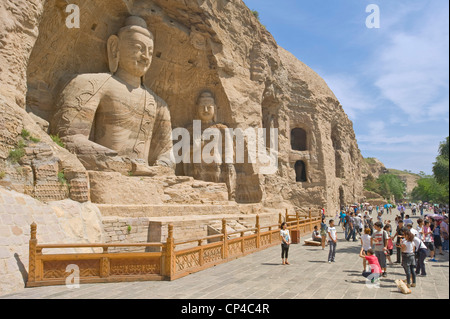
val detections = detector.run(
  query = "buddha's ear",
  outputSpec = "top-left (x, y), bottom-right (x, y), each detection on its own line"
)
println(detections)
top-left (107, 35), bottom-right (120, 73)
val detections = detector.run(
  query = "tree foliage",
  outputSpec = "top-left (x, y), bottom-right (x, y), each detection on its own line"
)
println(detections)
top-left (433, 136), bottom-right (449, 187)
top-left (411, 178), bottom-right (448, 204)
top-left (411, 137), bottom-right (449, 204)
top-left (364, 174), bottom-right (406, 201)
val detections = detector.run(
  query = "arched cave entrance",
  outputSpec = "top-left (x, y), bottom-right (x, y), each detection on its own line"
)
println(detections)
top-left (295, 160), bottom-right (307, 182)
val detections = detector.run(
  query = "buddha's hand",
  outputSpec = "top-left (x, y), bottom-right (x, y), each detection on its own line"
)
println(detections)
top-left (61, 134), bottom-right (118, 157)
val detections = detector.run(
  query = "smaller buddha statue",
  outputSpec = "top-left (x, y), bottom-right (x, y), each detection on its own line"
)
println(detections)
top-left (183, 91), bottom-right (236, 199)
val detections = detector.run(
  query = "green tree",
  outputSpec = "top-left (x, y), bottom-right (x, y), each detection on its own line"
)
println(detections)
top-left (433, 136), bottom-right (449, 187)
top-left (377, 174), bottom-right (406, 201)
top-left (364, 174), bottom-right (379, 193)
top-left (411, 178), bottom-right (448, 204)
top-left (363, 173), bottom-right (406, 201)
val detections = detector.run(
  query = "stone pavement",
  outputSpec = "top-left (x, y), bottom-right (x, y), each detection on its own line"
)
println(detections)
top-left (1, 212), bottom-right (448, 299)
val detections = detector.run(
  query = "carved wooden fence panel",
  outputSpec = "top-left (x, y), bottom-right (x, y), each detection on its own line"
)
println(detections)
top-left (27, 209), bottom-right (322, 287)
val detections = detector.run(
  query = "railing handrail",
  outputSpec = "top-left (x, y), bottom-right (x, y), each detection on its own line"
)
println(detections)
top-left (174, 233), bottom-right (224, 246)
top-left (36, 243), bottom-right (164, 249)
top-left (27, 208), bottom-right (323, 287)
top-left (226, 227), bottom-right (257, 237)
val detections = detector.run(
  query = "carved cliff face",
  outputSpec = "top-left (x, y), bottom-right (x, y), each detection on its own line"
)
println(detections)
top-left (0, 0), bottom-right (366, 210)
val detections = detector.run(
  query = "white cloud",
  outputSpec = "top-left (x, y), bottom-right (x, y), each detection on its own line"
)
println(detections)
top-left (321, 73), bottom-right (375, 120)
top-left (372, 2), bottom-right (449, 123)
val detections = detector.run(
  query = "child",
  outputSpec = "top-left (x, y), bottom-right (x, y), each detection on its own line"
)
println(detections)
top-left (280, 222), bottom-right (291, 265)
top-left (384, 224), bottom-right (394, 265)
top-left (327, 219), bottom-right (337, 263)
top-left (371, 222), bottom-right (388, 277)
top-left (359, 248), bottom-right (381, 282)
top-left (312, 225), bottom-right (321, 242)
top-left (360, 228), bottom-right (372, 272)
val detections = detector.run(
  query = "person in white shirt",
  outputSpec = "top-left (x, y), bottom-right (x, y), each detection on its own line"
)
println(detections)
top-left (360, 228), bottom-right (372, 272)
top-left (417, 218), bottom-right (424, 240)
top-left (280, 222), bottom-right (291, 265)
top-left (407, 224), bottom-right (419, 237)
top-left (327, 219), bottom-right (337, 263)
top-left (399, 230), bottom-right (417, 288)
top-left (354, 214), bottom-right (363, 238)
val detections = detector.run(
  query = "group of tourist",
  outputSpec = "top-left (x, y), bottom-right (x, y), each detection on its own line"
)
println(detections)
top-left (288, 204), bottom-right (449, 289)
top-left (350, 206), bottom-right (449, 287)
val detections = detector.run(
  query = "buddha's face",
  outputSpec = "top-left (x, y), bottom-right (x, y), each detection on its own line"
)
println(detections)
top-left (197, 95), bottom-right (215, 123)
top-left (117, 30), bottom-right (154, 78)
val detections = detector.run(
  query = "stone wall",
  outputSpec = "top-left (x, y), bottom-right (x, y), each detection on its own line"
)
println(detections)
top-left (101, 213), bottom-right (281, 252)
top-left (0, 188), bottom-right (104, 296)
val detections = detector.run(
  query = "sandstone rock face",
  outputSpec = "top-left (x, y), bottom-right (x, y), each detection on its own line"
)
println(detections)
top-left (363, 158), bottom-right (388, 179)
top-left (0, 188), bottom-right (104, 296)
top-left (2, 0), bottom-right (365, 213)
top-left (88, 171), bottom-right (229, 205)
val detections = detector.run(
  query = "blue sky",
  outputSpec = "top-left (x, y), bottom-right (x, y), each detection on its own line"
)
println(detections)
top-left (243, 0), bottom-right (449, 174)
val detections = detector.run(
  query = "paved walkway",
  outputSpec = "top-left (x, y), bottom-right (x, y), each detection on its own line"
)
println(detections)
top-left (1, 212), bottom-right (448, 299)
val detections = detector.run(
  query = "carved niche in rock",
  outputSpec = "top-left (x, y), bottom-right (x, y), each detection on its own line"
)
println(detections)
top-left (50, 16), bottom-right (174, 175)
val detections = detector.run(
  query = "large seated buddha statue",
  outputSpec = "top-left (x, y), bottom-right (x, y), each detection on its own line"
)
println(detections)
top-left (51, 16), bottom-right (174, 175)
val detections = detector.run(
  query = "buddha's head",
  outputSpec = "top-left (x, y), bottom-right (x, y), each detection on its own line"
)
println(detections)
top-left (197, 91), bottom-right (216, 123)
top-left (107, 16), bottom-right (154, 80)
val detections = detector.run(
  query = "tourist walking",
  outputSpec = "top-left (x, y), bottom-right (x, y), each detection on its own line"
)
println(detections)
top-left (404, 215), bottom-right (413, 226)
top-left (415, 234), bottom-right (428, 277)
top-left (327, 219), bottom-right (337, 263)
top-left (346, 213), bottom-right (357, 242)
top-left (354, 213), bottom-right (363, 238)
top-left (320, 218), bottom-right (328, 250)
top-left (384, 224), bottom-right (394, 265)
top-left (360, 228), bottom-right (372, 272)
top-left (371, 222), bottom-right (388, 277)
top-left (377, 211), bottom-right (383, 227)
top-left (393, 220), bottom-right (407, 264)
top-left (417, 218), bottom-right (424, 240)
top-left (280, 222), bottom-right (291, 265)
top-left (433, 220), bottom-right (444, 256)
top-left (441, 216), bottom-right (449, 252)
top-left (398, 230), bottom-right (417, 288)
top-left (423, 220), bottom-right (436, 262)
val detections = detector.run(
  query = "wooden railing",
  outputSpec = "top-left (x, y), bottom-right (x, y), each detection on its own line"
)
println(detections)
top-left (27, 209), bottom-right (321, 287)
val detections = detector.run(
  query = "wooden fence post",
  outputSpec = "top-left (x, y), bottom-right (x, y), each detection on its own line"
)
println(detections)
top-left (285, 208), bottom-right (288, 224)
top-left (164, 224), bottom-right (175, 280)
top-left (279, 213), bottom-right (282, 225)
top-left (198, 240), bottom-right (204, 266)
top-left (27, 223), bottom-right (37, 286)
top-left (256, 215), bottom-right (260, 249)
top-left (309, 208), bottom-right (312, 232)
top-left (222, 219), bottom-right (228, 260)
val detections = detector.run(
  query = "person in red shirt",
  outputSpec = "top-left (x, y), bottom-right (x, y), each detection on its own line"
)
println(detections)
top-left (359, 248), bottom-right (382, 283)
